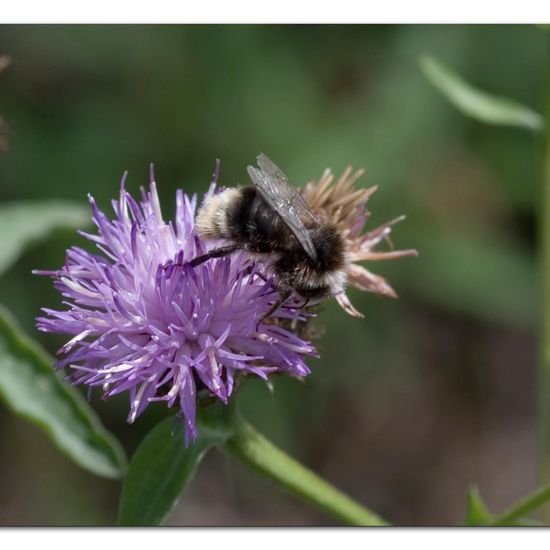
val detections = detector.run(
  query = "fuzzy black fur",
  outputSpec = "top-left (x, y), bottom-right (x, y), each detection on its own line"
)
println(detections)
top-left (224, 186), bottom-right (345, 300)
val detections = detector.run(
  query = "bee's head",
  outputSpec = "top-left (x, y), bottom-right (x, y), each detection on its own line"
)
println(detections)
top-left (308, 224), bottom-right (346, 274)
top-left (275, 223), bottom-right (348, 302)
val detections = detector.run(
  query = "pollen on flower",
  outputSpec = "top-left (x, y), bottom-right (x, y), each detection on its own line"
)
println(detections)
top-left (35, 167), bottom-right (316, 443)
top-left (302, 165), bottom-right (417, 317)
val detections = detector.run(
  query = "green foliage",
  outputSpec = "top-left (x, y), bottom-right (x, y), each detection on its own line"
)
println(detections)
top-left (464, 486), bottom-right (492, 525)
top-left (410, 228), bottom-right (537, 328)
top-left (490, 482), bottom-right (550, 526)
top-left (118, 405), bottom-right (232, 526)
top-left (0, 24), bottom-right (545, 525)
top-left (420, 55), bottom-right (544, 131)
top-left (118, 404), bottom-right (388, 526)
top-left (0, 304), bottom-right (126, 478)
top-left (0, 201), bottom-right (89, 277)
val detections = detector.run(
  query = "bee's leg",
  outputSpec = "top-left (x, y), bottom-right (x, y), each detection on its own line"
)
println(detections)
top-left (259, 290), bottom-right (292, 324)
top-left (187, 245), bottom-right (241, 268)
top-left (251, 270), bottom-right (269, 283)
top-left (280, 297), bottom-right (310, 311)
top-left (285, 298), bottom-right (310, 331)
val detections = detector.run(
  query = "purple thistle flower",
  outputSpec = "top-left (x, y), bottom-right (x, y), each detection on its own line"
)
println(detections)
top-left (35, 167), bottom-right (315, 443)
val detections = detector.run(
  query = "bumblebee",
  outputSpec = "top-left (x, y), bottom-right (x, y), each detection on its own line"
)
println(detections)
top-left (194, 154), bottom-right (347, 312)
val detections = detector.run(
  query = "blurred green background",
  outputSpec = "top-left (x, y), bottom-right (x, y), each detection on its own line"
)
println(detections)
top-left (0, 25), bottom-right (545, 525)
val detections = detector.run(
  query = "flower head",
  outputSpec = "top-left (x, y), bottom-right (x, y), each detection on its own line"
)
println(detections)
top-left (35, 168), bottom-right (315, 442)
top-left (302, 165), bottom-right (417, 317)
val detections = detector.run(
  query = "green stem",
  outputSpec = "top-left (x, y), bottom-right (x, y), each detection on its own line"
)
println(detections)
top-left (222, 412), bottom-right (388, 526)
top-left (539, 33), bottom-right (550, 523)
top-left (491, 482), bottom-right (550, 526)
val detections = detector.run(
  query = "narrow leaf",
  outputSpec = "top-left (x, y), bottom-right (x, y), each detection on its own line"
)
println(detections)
top-left (490, 482), bottom-right (550, 525)
top-left (0, 304), bottom-right (126, 478)
top-left (465, 486), bottom-right (492, 525)
top-left (118, 406), bottom-right (232, 526)
top-left (407, 228), bottom-right (536, 329)
top-left (0, 200), bottom-right (89, 276)
top-left (420, 56), bottom-right (544, 131)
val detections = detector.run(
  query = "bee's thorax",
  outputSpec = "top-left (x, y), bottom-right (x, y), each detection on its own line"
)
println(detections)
top-left (196, 186), bottom-right (348, 301)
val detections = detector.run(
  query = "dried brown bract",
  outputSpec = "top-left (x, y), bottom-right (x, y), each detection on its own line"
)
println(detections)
top-left (302, 165), bottom-right (418, 317)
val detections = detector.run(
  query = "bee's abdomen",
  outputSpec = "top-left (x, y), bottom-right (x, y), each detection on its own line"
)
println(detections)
top-left (195, 188), bottom-right (242, 239)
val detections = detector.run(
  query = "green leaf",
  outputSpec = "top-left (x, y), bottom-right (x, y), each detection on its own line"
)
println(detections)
top-left (0, 304), bottom-right (126, 478)
top-left (408, 228), bottom-right (536, 329)
top-left (0, 200), bottom-right (89, 276)
top-left (420, 55), bottom-right (544, 131)
top-left (490, 482), bottom-right (550, 525)
top-left (117, 405), bottom-right (232, 526)
top-left (465, 486), bottom-right (493, 525)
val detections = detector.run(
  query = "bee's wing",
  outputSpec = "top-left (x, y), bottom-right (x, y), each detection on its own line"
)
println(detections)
top-left (247, 154), bottom-right (319, 262)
